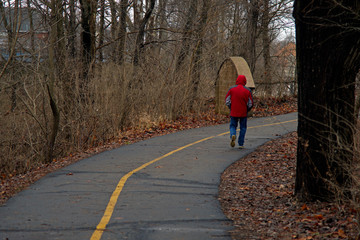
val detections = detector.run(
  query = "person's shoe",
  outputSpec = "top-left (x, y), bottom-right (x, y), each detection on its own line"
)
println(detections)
top-left (238, 145), bottom-right (244, 149)
top-left (230, 135), bottom-right (236, 147)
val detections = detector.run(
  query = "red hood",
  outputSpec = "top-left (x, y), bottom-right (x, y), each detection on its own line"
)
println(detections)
top-left (236, 75), bottom-right (247, 86)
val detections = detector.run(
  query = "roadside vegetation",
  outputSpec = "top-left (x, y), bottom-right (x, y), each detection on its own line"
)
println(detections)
top-left (0, 96), bottom-right (297, 206)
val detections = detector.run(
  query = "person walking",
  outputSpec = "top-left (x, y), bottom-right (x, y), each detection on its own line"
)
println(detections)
top-left (225, 75), bottom-right (253, 148)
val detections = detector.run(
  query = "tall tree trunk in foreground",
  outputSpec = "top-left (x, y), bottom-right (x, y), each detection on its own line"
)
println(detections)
top-left (294, 0), bottom-right (360, 201)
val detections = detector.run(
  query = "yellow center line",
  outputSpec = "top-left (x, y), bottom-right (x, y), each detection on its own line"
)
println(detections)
top-left (90, 118), bottom-right (297, 240)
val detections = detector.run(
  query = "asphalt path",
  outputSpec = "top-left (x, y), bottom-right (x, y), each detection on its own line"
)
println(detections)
top-left (0, 113), bottom-right (297, 240)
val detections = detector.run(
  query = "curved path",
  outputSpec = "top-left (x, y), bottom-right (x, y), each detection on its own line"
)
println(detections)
top-left (0, 113), bottom-right (297, 240)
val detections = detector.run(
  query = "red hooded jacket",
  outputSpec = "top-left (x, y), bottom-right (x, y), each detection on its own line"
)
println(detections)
top-left (225, 75), bottom-right (253, 117)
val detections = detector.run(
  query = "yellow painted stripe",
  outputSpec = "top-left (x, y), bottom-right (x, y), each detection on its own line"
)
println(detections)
top-left (215, 119), bottom-right (297, 137)
top-left (90, 118), bottom-right (297, 240)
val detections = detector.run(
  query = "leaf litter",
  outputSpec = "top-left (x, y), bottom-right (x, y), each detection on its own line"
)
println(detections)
top-left (219, 131), bottom-right (358, 239)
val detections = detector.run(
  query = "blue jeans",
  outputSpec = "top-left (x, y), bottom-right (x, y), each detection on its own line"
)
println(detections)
top-left (230, 117), bottom-right (247, 146)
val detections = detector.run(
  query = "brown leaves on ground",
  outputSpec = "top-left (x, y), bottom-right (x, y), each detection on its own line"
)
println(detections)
top-left (252, 96), bottom-right (298, 117)
top-left (219, 132), bottom-right (358, 239)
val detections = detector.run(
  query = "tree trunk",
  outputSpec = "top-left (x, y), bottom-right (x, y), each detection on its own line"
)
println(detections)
top-left (245, 0), bottom-right (260, 73)
top-left (80, 0), bottom-right (98, 80)
top-left (98, 0), bottom-right (105, 62)
top-left (133, 0), bottom-right (142, 31)
top-left (230, 1), bottom-right (241, 56)
top-left (175, 0), bottom-right (198, 72)
top-left (294, 0), bottom-right (360, 201)
top-left (262, 0), bottom-right (272, 96)
top-left (133, 0), bottom-right (156, 66)
top-left (118, 0), bottom-right (128, 64)
top-left (67, 0), bottom-right (76, 57)
top-left (108, 0), bottom-right (118, 61)
top-left (55, 0), bottom-right (66, 72)
top-left (356, 72), bottom-right (360, 119)
top-left (156, 0), bottom-right (167, 56)
top-left (189, 0), bottom-right (210, 110)
top-left (46, 0), bottom-right (61, 163)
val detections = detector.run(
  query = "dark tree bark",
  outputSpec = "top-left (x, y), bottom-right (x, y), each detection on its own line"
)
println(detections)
top-left (133, 0), bottom-right (156, 66)
top-left (46, 0), bottom-right (62, 163)
top-left (245, 0), bottom-right (260, 73)
top-left (118, 0), bottom-right (128, 64)
top-left (108, 0), bottom-right (117, 62)
top-left (98, 0), bottom-right (105, 62)
top-left (46, 84), bottom-right (60, 163)
top-left (294, 0), bottom-right (360, 201)
top-left (80, 0), bottom-right (97, 79)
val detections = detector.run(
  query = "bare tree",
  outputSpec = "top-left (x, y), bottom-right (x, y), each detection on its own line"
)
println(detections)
top-left (190, 0), bottom-right (210, 109)
top-left (262, 0), bottom-right (271, 96)
top-left (155, 0), bottom-right (167, 55)
top-left (0, 0), bottom-right (20, 110)
top-left (244, 0), bottom-right (260, 73)
top-left (118, 0), bottom-right (128, 64)
top-left (133, 0), bottom-right (156, 66)
top-left (79, 0), bottom-right (97, 79)
top-left (98, 0), bottom-right (105, 62)
top-left (45, 0), bottom-right (63, 163)
top-left (175, 0), bottom-right (198, 72)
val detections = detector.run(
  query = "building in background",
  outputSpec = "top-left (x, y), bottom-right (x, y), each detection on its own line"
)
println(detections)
top-left (0, 7), bottom-right (48, 62)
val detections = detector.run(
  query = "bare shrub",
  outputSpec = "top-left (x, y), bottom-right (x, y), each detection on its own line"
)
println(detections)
top-left (0, 71), bottom-right (52, 175)
top-left (351, 121), bottom-right (360, 234)
top-left (0, 10), bottom-right (218, 178)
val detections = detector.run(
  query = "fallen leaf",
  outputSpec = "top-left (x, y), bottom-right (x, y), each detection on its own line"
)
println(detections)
top-left (314, 214), bottom-right (324, 220)
top-left (337, 229), bottom-right (347, 238)
top-left (301, 203), bottom-right (309, 211)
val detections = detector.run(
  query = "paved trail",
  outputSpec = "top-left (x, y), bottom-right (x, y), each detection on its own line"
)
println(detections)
top-left (0, 113), bottom-right (297, 240)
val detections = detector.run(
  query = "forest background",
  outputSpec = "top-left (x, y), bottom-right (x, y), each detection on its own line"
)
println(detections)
top-left (0, 0), bottom-right (295, 178)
